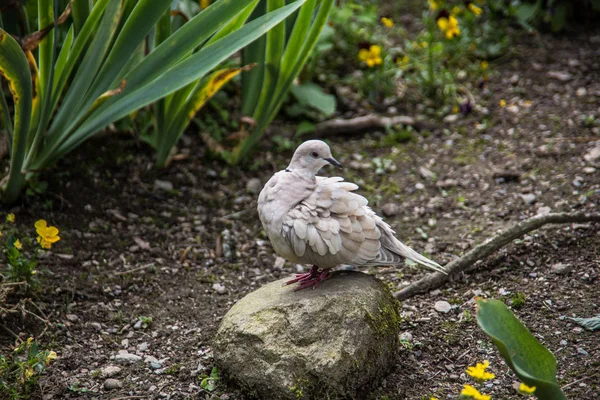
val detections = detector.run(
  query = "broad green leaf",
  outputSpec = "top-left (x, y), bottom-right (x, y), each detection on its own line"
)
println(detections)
top-left (46, 0), bottom-right (122, 143)
top-left (84, 0), bottom-right (173, 110)
top-left (26, 0), bottom-right (58, 167)
top-left (71, 0), bottom-right (90, 35)
top-left (251, 0), bottom-right (286, 120)
top-left (290, 82), bottom-right (336, 116)
top-left (35, 0), bottom-right (307, 167)
top-left (476, 299), bottom-right (567, 400)
top-left (232, 0), bottom-right (334, 164)
top-left (49, 0), bottom-right (112, 114)
top-left (51, 26), bottom-right (73, 94)
top-left (156, 66), bottom-right (248, 166)
top-left (241, 0), bottom-right (266, 117)
top-left (0, 29), bottom-right (33, 203)
top-left (119, 0), bottom-right (256, 94)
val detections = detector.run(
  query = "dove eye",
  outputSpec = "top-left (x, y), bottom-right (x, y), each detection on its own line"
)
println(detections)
top-left (310, 151), bottom-right (319, 158)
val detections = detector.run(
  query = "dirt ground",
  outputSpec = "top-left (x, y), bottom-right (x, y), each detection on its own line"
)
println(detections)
top-left (1, 19), bottom-right (599, 400)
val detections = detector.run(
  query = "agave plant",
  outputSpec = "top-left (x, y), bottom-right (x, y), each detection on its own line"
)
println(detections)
top-left (0, 0), bottom-right (306, 203)
top-left (216, 0), bottom-right (335, 165)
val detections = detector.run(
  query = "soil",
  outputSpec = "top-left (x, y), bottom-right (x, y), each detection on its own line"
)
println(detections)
top-left (1, 13), bottom-right (600, 400)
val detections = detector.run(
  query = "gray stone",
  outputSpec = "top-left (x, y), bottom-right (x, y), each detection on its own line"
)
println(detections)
top-left (213, 271), bottom-right (400, 400)
top-left (103, 378), bottom-right (122, 390)
top-left (100, 365), bottom-right (121, 378)
top-left (154, 179), bottom-right (174, 191)
top-left (520, 193), bottom-right (536, 205)
top-left (114, 351), bottom-right (142, 363)
top-left (246, 178), bottom-right (262, 194)
top-left (434, 300), bottom-right (452, 314)
top-left (381, 203), bottom-right (400, 217)
top-left (66, 314), bottom-right (79, 322)
top-left (551, 263), bottom-right (572, 275)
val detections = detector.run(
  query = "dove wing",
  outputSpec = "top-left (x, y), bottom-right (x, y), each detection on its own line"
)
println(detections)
top-left (281, 176), bottom-right (382, 268)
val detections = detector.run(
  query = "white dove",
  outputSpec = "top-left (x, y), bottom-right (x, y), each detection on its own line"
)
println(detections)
top-left (257, 140), bottom-right (445, 290)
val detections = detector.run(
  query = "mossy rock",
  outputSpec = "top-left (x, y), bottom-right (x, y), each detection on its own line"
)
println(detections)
top-left (213, 271), bottom-right (401, 399)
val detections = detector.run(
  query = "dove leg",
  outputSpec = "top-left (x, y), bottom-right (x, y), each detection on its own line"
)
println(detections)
top-left (293, 269), bottom-right (332, 291)
top-left (284, 265), bottom-right (320, 285)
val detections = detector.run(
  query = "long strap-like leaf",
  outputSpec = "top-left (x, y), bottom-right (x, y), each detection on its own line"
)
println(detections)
top-left (0, 30), bottom-right (33, 203)
top-left (35, 0), bottom-right (307, 168)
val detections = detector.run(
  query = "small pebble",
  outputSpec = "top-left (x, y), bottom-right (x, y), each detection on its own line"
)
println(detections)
top-left (577, 348), bottom-right (589, 356)
top-left (434, 301), bottom-right (452, 314)
top-left (212, 283), bottom-right (227, 295)
top-left (154, 180), bottom-right (174, 191)
top-left (100, 365), bottom-right (121, 378)
top-left (104, 378), bottom-right (122, 390)
top-left (399, 332), bottom-right (413, 342)
top-left (246, 178), bottom-right (262, 194)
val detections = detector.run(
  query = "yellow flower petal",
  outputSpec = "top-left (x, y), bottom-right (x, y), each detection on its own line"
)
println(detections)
top-left (499, 99), bottom-right (507, 107)
top-left (437, 17), bottom-right (449, 31)
top-left (14, 239), bottom-right (22, 250)
top-left (461, 384), bottom-right (491, 400)
top-left (7, 213), bottom-right (15, 223)
top-left (469, 3), bottom-right (483, 16)
top-left (358, 49), bottom-right (370, 62)
top-left (381, 17), bottom-right (394, 28)
top-left (370, 45), bottom-right (381, 56)
top-left (519, 383), bottom-right (536, 394)
top-left (46, 226), bottom-right (59, 237)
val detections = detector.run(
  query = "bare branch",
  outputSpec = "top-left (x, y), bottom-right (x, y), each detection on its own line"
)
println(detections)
top-left (394, 212), bottom-right (600, 300)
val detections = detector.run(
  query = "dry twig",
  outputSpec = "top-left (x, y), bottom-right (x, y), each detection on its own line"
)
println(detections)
top-left (310, 115), bottom-right (419, 137)
top-left (394, 212), bottom-right (600, 300)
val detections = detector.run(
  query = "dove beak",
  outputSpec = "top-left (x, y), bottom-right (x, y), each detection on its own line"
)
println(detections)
top-left (325, 157), bottom-right (343, 168)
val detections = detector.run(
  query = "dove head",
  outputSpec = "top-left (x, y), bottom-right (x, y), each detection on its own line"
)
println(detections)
top-left (287, 140), bottom-right (342, 175)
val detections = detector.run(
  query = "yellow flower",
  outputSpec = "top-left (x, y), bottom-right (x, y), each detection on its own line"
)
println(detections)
top-left (24, 367), bottom-right (34, 380)
top-left (469, 3), bottom-right (483, 16)
top-left (26, 337), bottom-right (34, 345)
top-left (14, 239), bottom-right (23, 250)
top-left (431, 398), bottom-right (440, 400)
top-left (437, 16), bottom-right (460, 39)
top-left (428, 0), bottom-right (439, 10)
top-left (480, 60), bottom-right (489, 70)
top-left (358, 45), bottom-right (383, 68)
top-left (499, 99), bottom-right (507, 108)
top-left (452, 104), bottom-right (460, 114)
top-left (397, 55), bottom-right (410, 66)
top-left (466, 360), bottom-right (496, 381)
top-left (45, 351), bottom-right (57, 364)
top-left (381, 17), bottom-right (394, 28)
top-left (6, 213), bottom-right (15, 223)
top-left (461, 384), bottom-right (491, 400)
top-left (35, 219), bottom-right (60, 249)
top-left (452, 6), bottom-right (462, 15)
top-left (199, 0), bottom-right (210, 9)
top-left (519, 383), bottom-right (536, 394)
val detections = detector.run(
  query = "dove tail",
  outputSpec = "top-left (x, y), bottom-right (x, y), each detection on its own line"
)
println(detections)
top-left (390, 238), bottom-right (447, 274)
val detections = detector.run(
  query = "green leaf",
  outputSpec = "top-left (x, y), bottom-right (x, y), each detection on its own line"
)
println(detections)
top-left (46, 0), bottom-right (123, 143)
top-left (290, 82), bottom-right (336, 116)
top-left (0, 29), bottom-right (33, 203)
top-left (296, 120), bottom-right (315, 136)
top-left (156, 67), bottom-right (247, 167)
top-left (476, 299), bottom-right (567, 400)
top-left (42, 0), bottom-right (308, 165)
top-left (71, 0), bottom-right (90, 35)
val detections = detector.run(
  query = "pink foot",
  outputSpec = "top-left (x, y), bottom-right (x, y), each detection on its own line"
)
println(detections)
top-left (285, 266), bottom-right (332, 291)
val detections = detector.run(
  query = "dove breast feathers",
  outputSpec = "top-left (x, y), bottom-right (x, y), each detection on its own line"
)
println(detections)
top-left (258, 173), bottom-right (394, 269)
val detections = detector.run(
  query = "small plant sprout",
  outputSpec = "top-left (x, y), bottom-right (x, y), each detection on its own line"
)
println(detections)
top-left (200, 366), bottom-right (220, 392)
